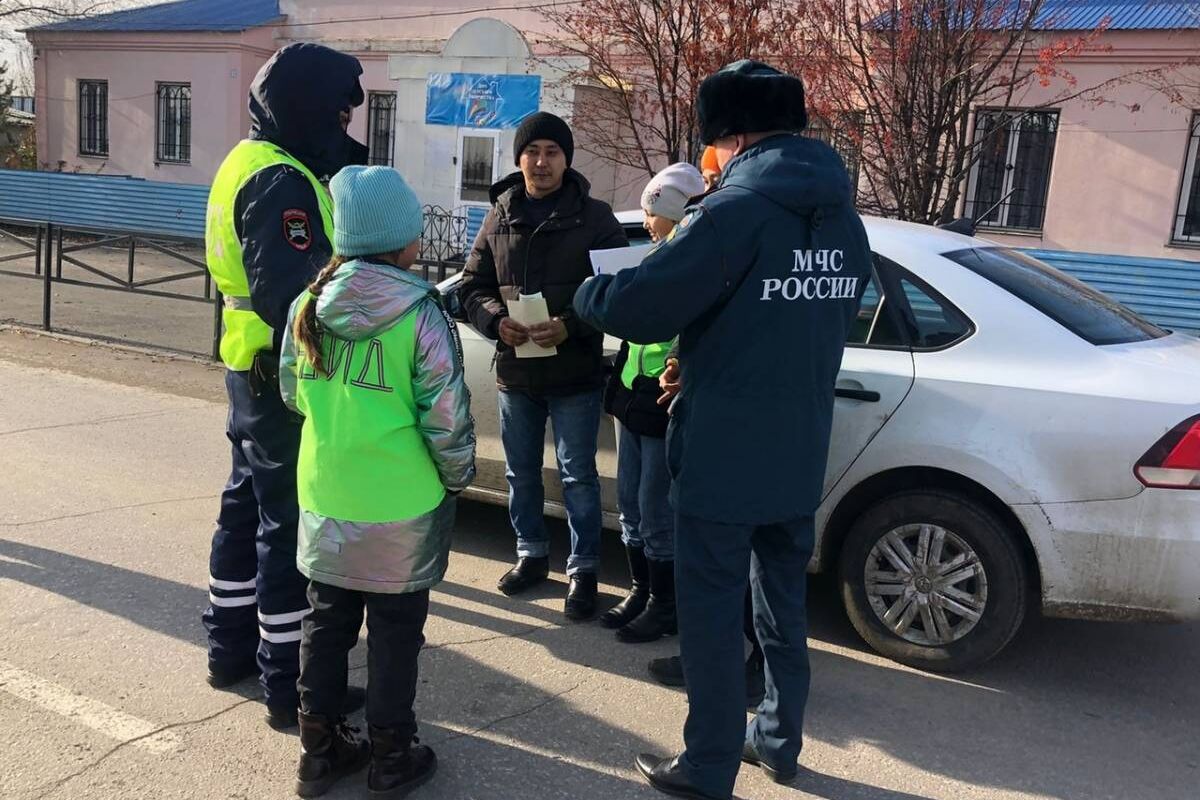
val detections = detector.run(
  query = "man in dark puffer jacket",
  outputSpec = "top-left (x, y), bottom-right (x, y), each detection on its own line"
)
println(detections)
top-left (459, 112), bottom-right (627, 620)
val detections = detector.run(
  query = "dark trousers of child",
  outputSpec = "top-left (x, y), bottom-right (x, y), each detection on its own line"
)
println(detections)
top-left (298, 580), bottom-right (430, 736)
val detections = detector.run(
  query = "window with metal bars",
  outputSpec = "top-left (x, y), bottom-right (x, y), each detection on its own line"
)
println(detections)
top-left (78, 80), bottom-right (108, 157)
top-left (1173, 113), bottom-right (1200, 245)
top-left (803, 113), bottom-right (864, 192)
top-left (155, 83), bottom-right (191, 164)
top-left (964, 109), bottom-right (1059, 232)
top-left (367, 92), bottom-right (397, 166)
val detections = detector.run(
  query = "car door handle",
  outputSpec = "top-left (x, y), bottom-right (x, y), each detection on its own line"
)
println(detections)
top-left (835, 388), bottom-right (881, 403)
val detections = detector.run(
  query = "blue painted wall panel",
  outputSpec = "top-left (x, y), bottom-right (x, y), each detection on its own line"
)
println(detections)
top-left (0, 169), bottom-right (208, 239)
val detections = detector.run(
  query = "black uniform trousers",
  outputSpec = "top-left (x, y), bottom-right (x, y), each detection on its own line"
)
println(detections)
top-left (202, 369), bottom-right (310, 708)
top-left (675, 512), bottom-right (814, 799)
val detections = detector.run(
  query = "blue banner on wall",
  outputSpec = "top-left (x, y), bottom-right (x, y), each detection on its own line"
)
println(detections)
top-left (425, 72), bottom-right (542, 129)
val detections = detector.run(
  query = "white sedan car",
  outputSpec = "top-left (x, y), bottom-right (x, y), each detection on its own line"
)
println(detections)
top-left (439, 213), bottom-right (1200, 672)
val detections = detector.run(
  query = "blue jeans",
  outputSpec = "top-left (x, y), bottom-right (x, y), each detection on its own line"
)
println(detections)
top-left (616, 421), bottom-right (675, 561)
top-left (675, 513), bottom-right (813, 799)
top-left (498, 389), bottom-right (603, 575)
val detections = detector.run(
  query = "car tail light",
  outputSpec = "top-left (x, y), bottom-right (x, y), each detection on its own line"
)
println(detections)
top-left (1135, 415), bottom-right (1200, 489)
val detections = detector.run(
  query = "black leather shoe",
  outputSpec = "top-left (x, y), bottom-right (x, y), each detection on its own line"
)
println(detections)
top-left (563, 572), bottom-right (598, 621)
top-left (634, 753), bottom-right (729, 800)
top-left (267, 687), bottom-right (368, 732)
top-left (497, 556), bottom-right (550, 596)
top-left (206, 658), bottom-right (257, 690)
top-left (741, 738), bottom-right (797, 785)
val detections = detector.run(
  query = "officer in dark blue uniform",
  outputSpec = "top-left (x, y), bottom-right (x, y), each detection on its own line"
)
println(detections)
top-left (202, 44), bottom-right (370, 731)
top-left (574, 61), bottom-right (871, 800)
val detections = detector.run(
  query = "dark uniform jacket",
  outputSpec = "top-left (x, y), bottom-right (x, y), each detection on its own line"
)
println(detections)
top-left (574, 134), bottom-right (871, 524)
top-left (235, 44), bottom-right (369, 356)
top-left (459, 169), bottom-right (627, 395)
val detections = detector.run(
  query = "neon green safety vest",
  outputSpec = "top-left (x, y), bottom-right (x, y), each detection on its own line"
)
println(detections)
top-left (292, 294), bottom-right (446, 523)
top-left (621, 341), bottom-right (674, 390)
top-left (205, 140), bottom-right (335, 371)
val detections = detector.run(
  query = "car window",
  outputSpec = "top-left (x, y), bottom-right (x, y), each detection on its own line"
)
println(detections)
top-left (847, 272), bottom-right (903, 347)
top-left (897, 276), bottom-right (972, 349)
top-left (943, 247), bottom-right (1166, 345)
top-left (623, 223), bottom-right (652, 244)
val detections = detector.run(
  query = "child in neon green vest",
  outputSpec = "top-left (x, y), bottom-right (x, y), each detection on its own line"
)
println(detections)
top-left (599, 163), bottom-right (705, 644)
top-left (280, 166), bottom-right (475, 798)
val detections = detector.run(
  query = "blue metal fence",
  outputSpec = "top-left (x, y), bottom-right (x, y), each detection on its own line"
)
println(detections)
top-left (1026, 248), bottom-right (1200, 335)
top-left (0, 169), bottom-right (208, 238)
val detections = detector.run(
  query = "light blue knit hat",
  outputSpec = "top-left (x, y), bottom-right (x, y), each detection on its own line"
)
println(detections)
top-left (330, 166), bottom-right (423, 257)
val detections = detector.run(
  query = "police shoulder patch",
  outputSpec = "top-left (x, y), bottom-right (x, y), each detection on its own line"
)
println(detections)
top-left (283, 209), bottom-right (312, 252)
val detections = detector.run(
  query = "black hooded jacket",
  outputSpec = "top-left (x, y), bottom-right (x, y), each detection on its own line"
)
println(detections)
top-left (232, 43), bottom-right (369, 356)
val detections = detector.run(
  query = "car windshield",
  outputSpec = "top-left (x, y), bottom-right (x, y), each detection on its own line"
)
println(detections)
top-left (943, 247), bottom-right (1167, 346)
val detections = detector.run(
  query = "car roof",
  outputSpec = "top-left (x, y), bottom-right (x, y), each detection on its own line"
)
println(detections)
top-left (615, 209), bottom-right (990, 254)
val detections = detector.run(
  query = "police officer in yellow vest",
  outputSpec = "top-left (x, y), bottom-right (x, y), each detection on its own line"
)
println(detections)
top-left (202, 43), bottom-right (370, 731)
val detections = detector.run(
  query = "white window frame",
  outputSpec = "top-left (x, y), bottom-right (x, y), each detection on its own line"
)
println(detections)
top-left (1173, 112), bottom-right (1200, 245)
top-left (455, 129), bottom-right (501, 208)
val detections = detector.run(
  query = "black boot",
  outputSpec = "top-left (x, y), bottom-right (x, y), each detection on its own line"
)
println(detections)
top-left (367, 726), bottom-right (438, 798)
top-left (600, 545), bottom-right (649, 629)
top-left (295, 712), bottom-right (371, 798)
top-left (267, 686), bottom-right (368, 732)
top-left (647, 655), bottom-right (686, 687)
top-left (497, 556), bottom-right (550, 596)
top-left (563, 572), bottom-right (598, 621)
top-left (617, 558), bottom-right (676, 643)
top-left (206, 657), bottom-right (257, 690)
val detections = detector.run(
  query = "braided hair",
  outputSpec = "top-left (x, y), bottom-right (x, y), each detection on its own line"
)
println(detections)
top-left (292, 256), bottom-right (348, 377)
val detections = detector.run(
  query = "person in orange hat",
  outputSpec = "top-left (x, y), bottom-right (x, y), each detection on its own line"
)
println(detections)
top-left (700, 146), bottom-right (721, 191)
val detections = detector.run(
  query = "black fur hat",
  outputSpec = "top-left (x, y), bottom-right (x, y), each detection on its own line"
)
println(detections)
top-left (697, 60), bottom-right (808, 145)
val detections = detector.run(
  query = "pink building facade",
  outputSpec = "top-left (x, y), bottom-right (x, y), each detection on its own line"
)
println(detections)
top-left (23, 0), bottom-right (1200, 262)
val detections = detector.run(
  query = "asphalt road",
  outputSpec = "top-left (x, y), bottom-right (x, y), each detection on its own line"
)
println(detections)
top-left (1, 329), bottom-right (1197, 800)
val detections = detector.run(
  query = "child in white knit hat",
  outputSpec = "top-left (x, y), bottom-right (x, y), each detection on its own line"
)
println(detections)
top-left (600, 162), bottom-right (705, 643)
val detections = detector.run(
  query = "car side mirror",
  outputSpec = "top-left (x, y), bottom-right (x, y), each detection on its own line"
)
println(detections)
top-left (437, 275), bottom-right (469, 323)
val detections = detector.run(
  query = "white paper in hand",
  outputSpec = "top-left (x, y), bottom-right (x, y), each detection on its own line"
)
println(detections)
top-left (590, 243), bottom-right (655, 277)
top-left (508, 293), bottom-right (557, 359)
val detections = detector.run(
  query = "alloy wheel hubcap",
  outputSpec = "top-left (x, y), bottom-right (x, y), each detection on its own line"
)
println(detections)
top-left (863, 523), bottom-right (989, 646)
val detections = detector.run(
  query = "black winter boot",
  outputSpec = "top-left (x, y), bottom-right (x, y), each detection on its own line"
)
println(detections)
top-left (617, 558), bottom-right (677, 643)
top-left (564, 572), bottom-right (598, 621)
top-left (600, 545), bottom-right (649, 629)
top-left (368, 726), bottom-right (438, 798)
top-left (295, 712), bottom-right (371, 798)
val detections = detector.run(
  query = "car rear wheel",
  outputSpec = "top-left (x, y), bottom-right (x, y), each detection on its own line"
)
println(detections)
top-left (838, 490), bottom-right (1029, 672)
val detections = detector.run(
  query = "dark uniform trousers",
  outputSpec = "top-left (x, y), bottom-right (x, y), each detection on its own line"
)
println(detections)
top-left (202, 369), bottom-right (311, 707)
top-left (676, 512), bottom-right (814, 799)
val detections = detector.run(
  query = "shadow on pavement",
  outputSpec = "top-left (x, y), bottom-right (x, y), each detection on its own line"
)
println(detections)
top-left (3, 497), bottom-right (1198, 799)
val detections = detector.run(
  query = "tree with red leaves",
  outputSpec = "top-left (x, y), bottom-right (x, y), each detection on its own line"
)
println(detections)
top-left (547, 0), bottom-right (1122, 224)
top-left (544, 0), bottom-right (804, 176)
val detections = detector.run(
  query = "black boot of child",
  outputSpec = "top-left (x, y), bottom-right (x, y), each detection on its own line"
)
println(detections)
top-left (368, 726), bottom-right (438, 799)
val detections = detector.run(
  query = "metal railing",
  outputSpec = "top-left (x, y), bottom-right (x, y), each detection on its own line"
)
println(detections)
top-left (1, 204), bottom-right (473, 358)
